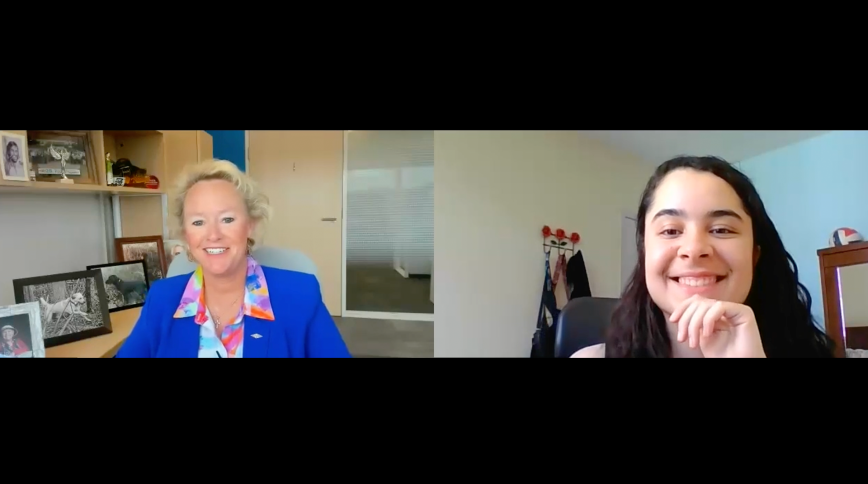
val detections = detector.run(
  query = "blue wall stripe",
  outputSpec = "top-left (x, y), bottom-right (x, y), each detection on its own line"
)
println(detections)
top-left (205, 130), bottom-right (246, 171)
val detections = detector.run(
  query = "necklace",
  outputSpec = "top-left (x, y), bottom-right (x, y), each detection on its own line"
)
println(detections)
top-left (209, 294), bottom-right (242, 331)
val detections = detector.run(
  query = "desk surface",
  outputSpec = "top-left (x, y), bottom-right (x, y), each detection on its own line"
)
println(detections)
top-left (45, 307), bottom-right (140, 358)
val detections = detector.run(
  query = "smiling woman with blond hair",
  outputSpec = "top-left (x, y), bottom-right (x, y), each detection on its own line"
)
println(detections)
top-left (117, 159), bottom-right (351, 358)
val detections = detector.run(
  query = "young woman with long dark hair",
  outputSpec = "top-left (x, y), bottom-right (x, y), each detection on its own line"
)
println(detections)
top-left (573, 156), bottom-right (835, 358)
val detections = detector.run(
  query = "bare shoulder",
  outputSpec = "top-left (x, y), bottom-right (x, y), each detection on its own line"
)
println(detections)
top-left (570, 343), bottom-right (605, 358)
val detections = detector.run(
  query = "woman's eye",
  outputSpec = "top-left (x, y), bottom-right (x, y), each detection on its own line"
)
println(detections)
top-left (711, 228), bottom-right (733, 234)
top-left (222, 217), bottom-right (235, 223)
top-left (191, 220), bottom-right (203, 227)
top-left (661, 229), bottom-right (680, 236)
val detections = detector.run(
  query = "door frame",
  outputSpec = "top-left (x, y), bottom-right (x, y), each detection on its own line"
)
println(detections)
top-left (620, 211), bottom-right (638, 293)
top-left (340, 130), bottom-right (434, 322)
top-left (244, 130), bottom-right (250, 169)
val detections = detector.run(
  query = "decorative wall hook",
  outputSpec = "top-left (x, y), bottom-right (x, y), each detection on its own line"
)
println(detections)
top-left (541, 225), bottom-right (580, 253)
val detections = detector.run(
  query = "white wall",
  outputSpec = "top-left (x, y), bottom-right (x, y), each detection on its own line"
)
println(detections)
top-left (0, 192), bottom-right (110, 306)
top-left (434, 131), bottom-right (653, 357)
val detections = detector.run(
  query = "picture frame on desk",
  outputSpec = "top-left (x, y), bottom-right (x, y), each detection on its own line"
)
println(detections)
top-left (12, 270), bottom-right (112, 348)
top-left (86, 260), bottom-right (150, 313)
top-left (0, 131), bottom-right (30, 182)
top-left (0, 302), bottom-right (45, 358)
top-left (115, 235), bottom-right (167, 286)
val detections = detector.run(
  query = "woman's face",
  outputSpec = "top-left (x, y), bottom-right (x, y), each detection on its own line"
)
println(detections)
top-left (644, 169), bottom-right (757, 315)
top-left (183, 180), bottom-right (254, 278)
top-left (2, 329), bottom-right (14, 341)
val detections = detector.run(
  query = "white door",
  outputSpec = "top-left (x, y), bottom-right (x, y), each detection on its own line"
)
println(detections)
top-left (247, 131), bottom-right (343, 316)
top-left (621, 216), bottom-right (638, 292)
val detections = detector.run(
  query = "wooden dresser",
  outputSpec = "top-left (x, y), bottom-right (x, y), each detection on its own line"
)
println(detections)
top-left (817, 240), bottom-right (868, 358)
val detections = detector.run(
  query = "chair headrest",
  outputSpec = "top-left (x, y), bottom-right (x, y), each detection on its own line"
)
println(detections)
top-left (554, 297), bottom-right (619, 358)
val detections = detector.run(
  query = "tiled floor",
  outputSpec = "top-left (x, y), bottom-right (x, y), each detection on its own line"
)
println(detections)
top-left (334, 317), bottom-right (433, 358)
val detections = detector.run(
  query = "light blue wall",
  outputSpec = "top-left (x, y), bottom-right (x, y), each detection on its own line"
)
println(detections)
top-left (205, 130), bottom-right (246, 171)
top-left (737, 130), bottom-right (868, 326)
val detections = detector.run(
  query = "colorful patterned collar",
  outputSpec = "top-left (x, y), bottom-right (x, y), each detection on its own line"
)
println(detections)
top-left (173, 256), bottom-right (275, 323)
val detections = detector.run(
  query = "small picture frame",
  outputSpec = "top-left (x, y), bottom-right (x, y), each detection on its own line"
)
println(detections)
top-left (115, 236), bottom-right (167, 286)
top-left (86, 260), bottom-right (150, 313)
top-left (0, 131), bottom-right (29, 182)
top-left (13, 270), bottom-right (112, 348)
top-left (0, 302), bottom-right (45, 358)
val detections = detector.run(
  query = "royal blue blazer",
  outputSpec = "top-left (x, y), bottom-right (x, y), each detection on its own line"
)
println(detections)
top-left (115, 266), bottom-right (352, 358)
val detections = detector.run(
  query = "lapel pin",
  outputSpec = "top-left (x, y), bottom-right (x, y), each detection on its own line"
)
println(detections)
top-left (251, 333), bottom-right (263, 339)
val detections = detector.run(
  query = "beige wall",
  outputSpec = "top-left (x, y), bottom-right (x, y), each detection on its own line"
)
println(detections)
top-left (840, 265), bottom-right (868, 328)
top-left (433, 131), bottom-right (653, 357)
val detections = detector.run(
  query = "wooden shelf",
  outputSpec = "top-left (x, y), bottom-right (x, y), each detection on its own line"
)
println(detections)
top-left (1, 129), bottom-right (170, 196)
top-left (44, 307), bottom-right (140, 358)
top-left (0, 179), bottom-right (165, 195)
top-left (103, 130), bottom-right (162, 138)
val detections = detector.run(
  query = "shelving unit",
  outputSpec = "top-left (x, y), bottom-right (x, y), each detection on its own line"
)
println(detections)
top-left (0, 129), bottom-right (213, 357)
top-left (0, 130), bottom-right (167, 195)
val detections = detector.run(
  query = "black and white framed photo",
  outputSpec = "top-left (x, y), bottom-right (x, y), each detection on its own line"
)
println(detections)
top-left (0, 131), bottom-right (29, 182)
top-left (115, 235), bottom-right (167, 286)
top-left (86, 260), bottom-right (149, 313)
top-left (12, 270), bottom-right (112, 348)
top-left (0, 302), bottom-right (45, 358)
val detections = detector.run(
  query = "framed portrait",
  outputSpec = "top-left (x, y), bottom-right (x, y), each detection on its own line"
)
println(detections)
top-left (0, 302), bottom-right (45, 358)
top-left (86, 260), bottom-right (150, 313)
top-left (26, 130), bottom-right (97, 185)
top-left (0, 130), bottom-right (29, 182)
top-left (12, 270), bottom-right (112, 348)
top-left (115, 235), bottom-right (167, 286)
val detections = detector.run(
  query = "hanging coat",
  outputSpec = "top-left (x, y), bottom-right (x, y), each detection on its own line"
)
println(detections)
top-left (531, 252), bottom-right (560, 358)
top-left (566, 249), bottom-right (592, 300)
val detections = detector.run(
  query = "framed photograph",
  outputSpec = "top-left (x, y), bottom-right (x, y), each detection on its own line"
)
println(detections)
top-left (0, 302), bottom-right (45, 358)
top-left (86, 260), bottom-right (150, 313)
top-left (0, 131), bottom-right (29, 182)
top-left (26, 130), bottom-right (97, 185)
top-left (115, 236), bottom-right (167, 286)
top-left (12, 270), bottom-right (112, 348)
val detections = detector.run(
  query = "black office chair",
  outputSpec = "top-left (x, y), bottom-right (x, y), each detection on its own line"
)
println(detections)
top-left (554, 297), bottom-right (620, 357)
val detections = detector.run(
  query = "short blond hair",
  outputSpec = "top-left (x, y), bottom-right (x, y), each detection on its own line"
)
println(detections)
top-left (172, 159), bottom-right (272, 247)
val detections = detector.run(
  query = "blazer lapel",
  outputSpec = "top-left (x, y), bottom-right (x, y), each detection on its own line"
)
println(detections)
top-left (243, 316), bottom-right (272, 358)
